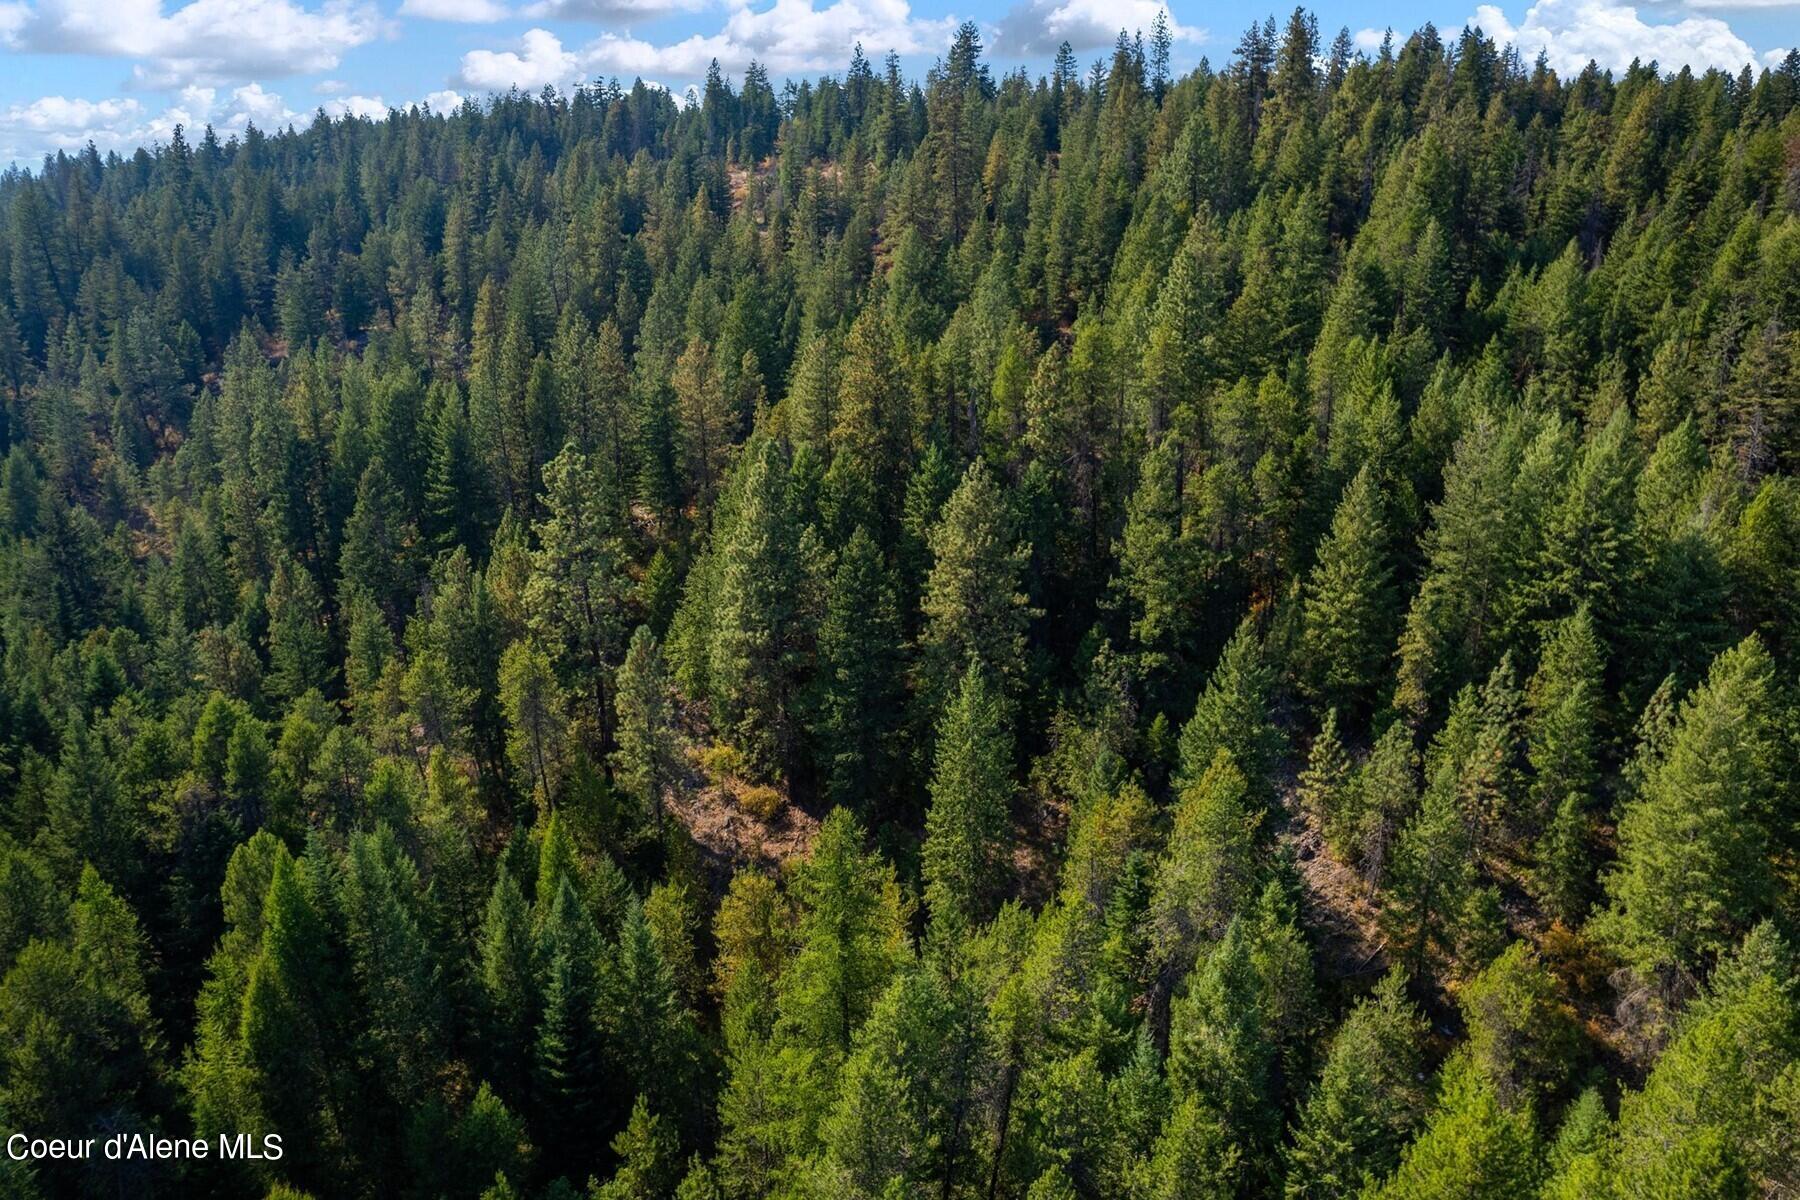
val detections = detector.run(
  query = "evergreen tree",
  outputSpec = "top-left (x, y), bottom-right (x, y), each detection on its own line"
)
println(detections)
top-left (477, 867), bottom-right (537, 1105)
top-left (709, 439), bottom-right (802, 777)
top-left (1284, 971), bottom-right (1430, 1200)
top-left (922, 661), bottom-right (1013, 935)
top-left (1524, 608), bottom-right (1603, 920)
top-left (812, 526), bottom-right (906, 816)
top-left (266, 557), bottom-right (333, 704)
top-left (532, 876), bottom-right (604, 1183)
top-left (527, 443), bottom-right (633, 753)
top-left (1297, 710), bottom-right (1353, 851)
top-left (1150, 749), bottom-right (1261, 988)
top-left (1382, 752), bottom-right (1477, 981)
top-left (1457, 940), bottom-right (1581, 1114)
top-left (672, 337), bottom-right (732, 515)
top-left (499, 640), bottom-right (570, 810)
top-left (1176, 618), bottom-right (1283, 798)
top-left (1299, 465), bottom-right (1396, 718)
top-left (778, 808), bottom-right (911, 1060)
top-left (814, 967), bottom-right (986, 1199)
top-left (1363, 1055), bottom-right (1542, 1200)
top-left (920, 459), bottom-right (1036, 709)
top-left (594, 1095), bottom-right (680, 1200)
top-left (1597, 636), bottom-right (1782, 983)
top-left (613, 625), bottom-right (680, 839)
top-left (1116, 435), bottom-right (1203, 703)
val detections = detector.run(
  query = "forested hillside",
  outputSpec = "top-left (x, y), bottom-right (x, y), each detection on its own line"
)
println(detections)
top-left (1, 12), bottom-right (1798, 1198)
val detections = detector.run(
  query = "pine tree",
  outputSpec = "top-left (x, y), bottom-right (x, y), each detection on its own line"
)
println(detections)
top-left (1165, 917), bottom-right (1275, 1188)
top-left (424, 384), bottom-right (493, 554)
top-left (1345, 720), bottom-right (1416, 883)
top-left (241, 852), bottom-right (351, 1193)
top-left (477, 867), bottom-right (536, 1105)
top-left (1459, 653), bottom-right (1526, 857)
top-left (1136, 214), bottom-right (1225, 437)
top-left (812, 526), bottom-right (906, 816)
top-left (814, 967), bottom-right (985, 1199)
top-left (1175, 618), bottom-right (1283, 799)
top-left (1299, 465), bottom-right (1396, 718)
top-left (919, 459), bottom-right (1036, 710)
top-left (613, 625), bottom-right (680, 839)
top-left (498, 640), bottom-right (569, 810)
top-left (827, 307), bottom-right (907, 539)
top-left (599, 898), bottom-right (703, 1132)
top-left (1382, 753), bottom-right (1476, 981)
top-left (338, 459), bottom-right (419, 624)
top-left (532, 876), bottom-right (604, 1183)
top-left (339, 827), bottom-right (448, 1107)
top-left (1524, 608), bottom-right (1603, 920)
top-left (1597, 636), bottom-right (1782, 983)
top-left (922, 661), bottom-right (1013, 935)
top-left (1363, 1054), bottom-right (1542, 1200)
top-left (1150, 747), bottom-right (1260, 964)
top-left (594, 1095), bottom-right (680, 1200)
top-left (527, 443), bottom-right (633, 753)
top-left (672, 336), bottom-right (732, 515)
top-left (0, 868), bottom-right (164, 1157)
top-left (266, 556), bottom-right (333, 704)
top-left (778, 808), bottom-right (911, 1060)
top-left (709, 439), bottom-right (802, 778)
top-left (1116, 435), bottom-right (1203, 702)
top-left (1457, 941), bottom-right (1579, 1115)
top-left (1297, 710), bottom-right (1353, 851)
top-left (1607, 923), bottom-right (1799, 1196)
top-left (1284, 970), bottom-right (1430, 1200)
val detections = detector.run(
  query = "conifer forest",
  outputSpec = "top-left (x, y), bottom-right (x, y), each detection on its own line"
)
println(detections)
top-left (1, 12), bottom-right (1799, 1199)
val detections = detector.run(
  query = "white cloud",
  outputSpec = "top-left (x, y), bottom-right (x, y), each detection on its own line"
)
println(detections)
top-left (323, 93), bottom-right (388, 118)
top-left (1763, 47), bottom-right (1794, 66)
top-left (401, 0), bottom-right (508, 22)
top-left (0, 92), bottom-right (182, 162)
top-left (1, 81), bottom-right (470, 164)
top-left (523, 0), bottom-right (704, 23)
top-left (219, 81), bottom-right (291, 125)
top-left (1468, 0), bottom-right (1761, 74)
top-left (456, 27), bottom-right (581, 90)
top-left (579, 30), bottom-right (739, 78)
top-left (1353, 26), bottom-right (1390, 52)
top-left (991, 0), bottom-right (1201, 58)
top-left (0, 0), bottom-right (381, 86)
top-left (457, 0), bottom-right (959, 90)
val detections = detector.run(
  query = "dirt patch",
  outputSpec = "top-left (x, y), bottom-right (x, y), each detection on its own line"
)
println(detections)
top-left (665, 743), bottom-right (821, 879)
top-left (1277, 797), bottom-right (1390, 986)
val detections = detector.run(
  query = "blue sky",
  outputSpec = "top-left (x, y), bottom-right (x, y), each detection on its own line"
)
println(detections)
top-left (0, 0), bottom-right (1793, 165)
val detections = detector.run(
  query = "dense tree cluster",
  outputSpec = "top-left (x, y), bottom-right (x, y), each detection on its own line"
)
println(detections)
top-left (0, 11), bottom-right (1798, 1199)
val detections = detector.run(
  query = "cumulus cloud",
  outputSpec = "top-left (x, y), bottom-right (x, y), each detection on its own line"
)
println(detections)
top-left (522, 0), bottom-right (706, 24)
top-left (400, 0), bottom-right (508, 22)
top-left (456, 0), bottom-right (958, 90)
top-left (0, 88), bottom-right (208, 162)
top-left (1468, 0), bottom-right (1761, 74)
top-left (1353, 26), bottom-right (1391, 52)
top-left (0, 0), bottom-right (381, 86)
top-left (991, 0), bottom-right (1201, 58)
top-left (456, 27), bottom-right (581, 90)
top-left (323, 94), bottom-right (389, 118)
top-left (1, 81), bottom-right (470, 164)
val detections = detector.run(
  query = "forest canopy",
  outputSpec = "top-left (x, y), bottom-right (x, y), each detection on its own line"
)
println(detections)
top-left (0, 11), bottom-right (1798, 1199)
